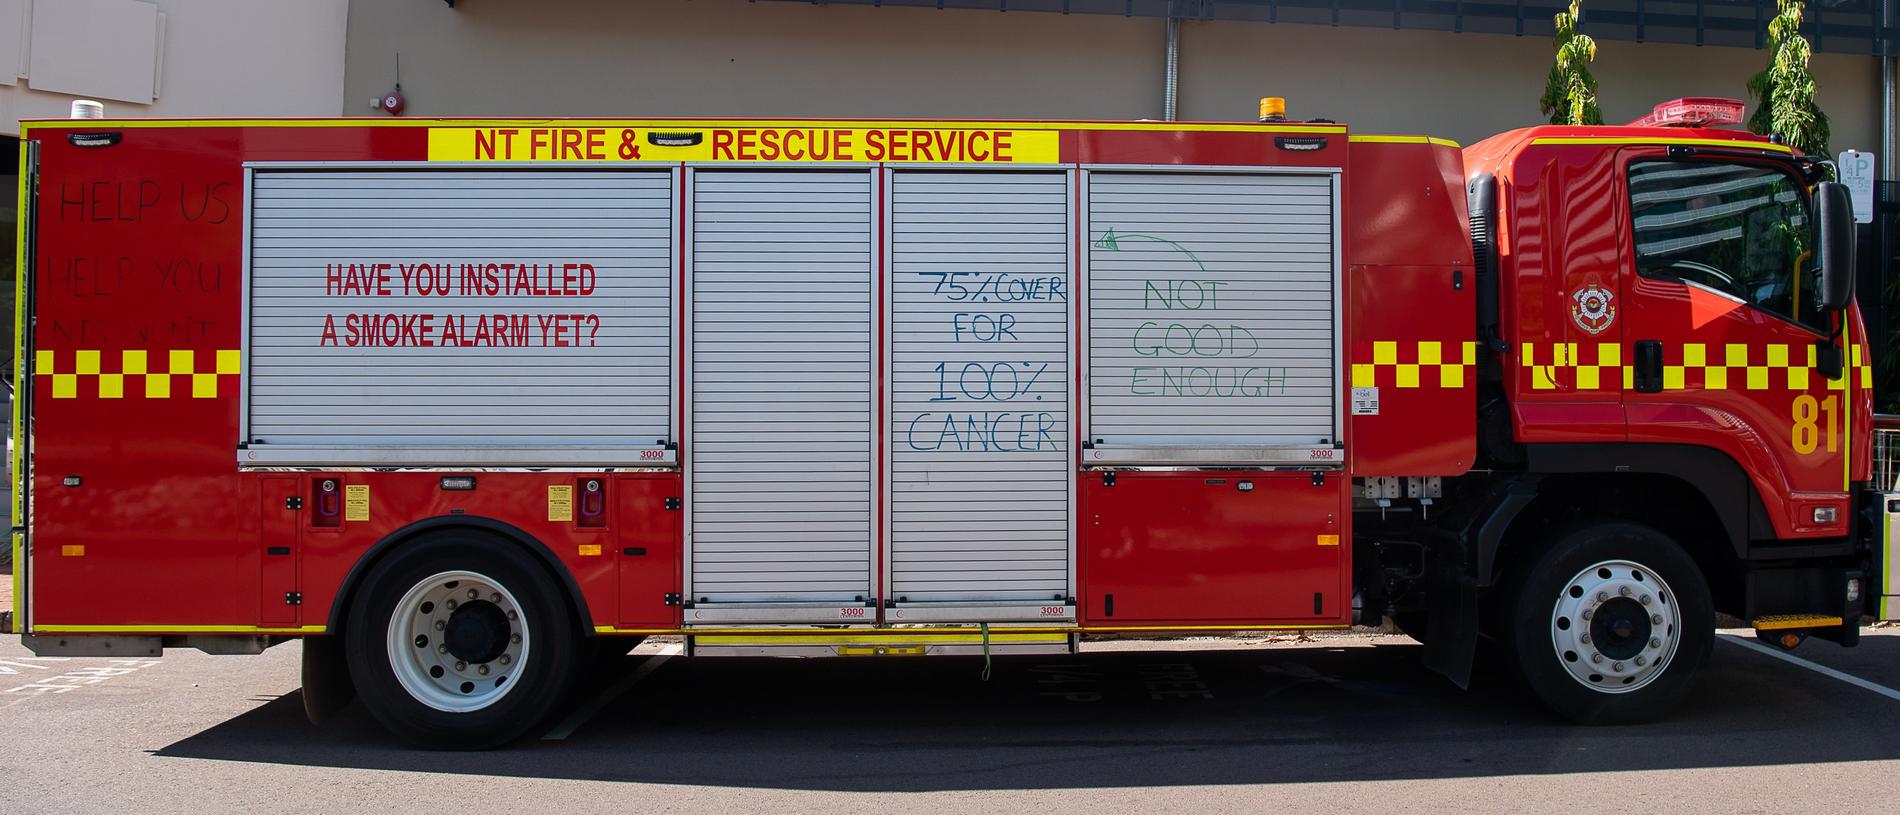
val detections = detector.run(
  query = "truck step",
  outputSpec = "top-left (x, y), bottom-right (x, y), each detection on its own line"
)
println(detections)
top-left (688, 631), bottom-right (1075, 658)
top-left (1751, 614), bottom-right (1844, 631)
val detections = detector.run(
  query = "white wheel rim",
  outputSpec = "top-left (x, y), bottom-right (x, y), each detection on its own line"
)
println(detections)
top-left (385, 570), bottom-right (529, 713)
top-left (1550, 559), bottom-right (1681, 694)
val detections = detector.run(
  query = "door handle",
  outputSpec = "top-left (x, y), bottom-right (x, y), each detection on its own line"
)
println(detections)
top-left (1633, 340), bottom-right (1664, 393)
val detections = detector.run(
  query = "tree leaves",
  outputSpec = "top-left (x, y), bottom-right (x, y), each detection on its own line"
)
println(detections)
top-left (1747, 0), bottom-right (1831, 157)
top-left (1540, 0), bottom-right (1603, 126)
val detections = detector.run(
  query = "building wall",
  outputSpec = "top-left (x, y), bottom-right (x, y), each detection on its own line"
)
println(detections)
top-left (1, 0), bottom-right (349, 135)
top-left (343, 0), bottom-right (1882, 154)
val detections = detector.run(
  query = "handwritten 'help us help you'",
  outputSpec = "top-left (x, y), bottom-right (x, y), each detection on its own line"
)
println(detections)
top-left (319, 261), bottom-right (601, 348)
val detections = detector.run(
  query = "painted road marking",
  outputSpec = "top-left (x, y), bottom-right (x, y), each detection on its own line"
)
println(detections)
top-left (1719, 634), bottom-right (1900, 702)
top-left (0, 658), bottom-right (163, 706)
top-left (541, 643), bottom-right (680, 741)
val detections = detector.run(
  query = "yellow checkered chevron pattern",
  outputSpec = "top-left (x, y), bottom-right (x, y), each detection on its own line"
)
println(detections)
top-left (1521, 342), bottom-right (1872, 392)
top-left (1522, 342), bottom-right (1626, 391)
top-left (1351, 341), bottom-right (1479, 389)
top-left (35, 349), bottom-right (241, 399)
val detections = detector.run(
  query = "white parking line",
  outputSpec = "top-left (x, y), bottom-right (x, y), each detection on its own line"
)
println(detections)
top-left (1718, 633), bottom-right (1900, 702)
top-left (541, 643), bottom-right (680, 741)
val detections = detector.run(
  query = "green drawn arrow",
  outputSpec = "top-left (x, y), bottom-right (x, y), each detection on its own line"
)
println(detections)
top-left (1092, 227), bottom-right (1207, 274)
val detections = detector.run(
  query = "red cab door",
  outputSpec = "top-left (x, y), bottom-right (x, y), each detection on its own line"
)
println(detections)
top-left (1618, 151), bottom-right (1851, 536)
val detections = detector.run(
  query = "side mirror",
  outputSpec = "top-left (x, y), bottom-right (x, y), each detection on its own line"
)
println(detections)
top-left (1815, 181), bottom-right (1857, 311)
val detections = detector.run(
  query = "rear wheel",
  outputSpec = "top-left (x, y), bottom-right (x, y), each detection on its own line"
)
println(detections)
top-left (345, 532), bottom-right (579, 749)
top-left (1505, 520), bottom-right (1713, 724)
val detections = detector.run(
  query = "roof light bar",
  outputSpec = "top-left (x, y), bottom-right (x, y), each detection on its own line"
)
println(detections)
top-left (1627, 97), bottom-right (1747, 129)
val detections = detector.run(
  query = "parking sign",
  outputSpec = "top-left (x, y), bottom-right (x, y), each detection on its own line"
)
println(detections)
top-left (1838, 149), bottom-right (1876, 224)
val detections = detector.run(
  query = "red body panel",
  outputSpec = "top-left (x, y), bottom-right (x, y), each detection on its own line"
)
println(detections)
top-left (1344, 141), bottom-right (1477, 476)
top-left (18, 118), bottom-right (1379, 635)
top-left (1079, 471), bottom-right (1349, 626)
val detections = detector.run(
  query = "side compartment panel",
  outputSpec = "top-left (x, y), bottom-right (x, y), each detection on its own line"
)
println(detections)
top-left (687, 170), bottom-right (875, 612)
top-left (245, 169), bottom-right (676, 464)
top-left (259, 477), bottom-right (301, 626)
top-left (1080, 471), bottom-right (1348, 625)
top-left (616, 475), bottom-right (683, 628)
top-left (1085, 171), bottom-right (1338, 451)
top-left (886, 170), bottom-right (1072, 613)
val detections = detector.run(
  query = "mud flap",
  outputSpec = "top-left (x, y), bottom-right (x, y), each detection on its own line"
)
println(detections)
top-left (1422, 551), bottom-right (1479, 688)
top-left (301, 635), bottom-right (356, 725)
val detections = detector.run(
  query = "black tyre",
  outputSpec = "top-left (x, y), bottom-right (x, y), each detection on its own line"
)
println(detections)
top-left (344, 531), bottom-right (580, 749)
top-left (1505, 520), bottom-right (1713, 724)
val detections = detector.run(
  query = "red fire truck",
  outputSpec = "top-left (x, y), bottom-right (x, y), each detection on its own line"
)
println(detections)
top-left (9, 98), bottom-right (1892, 748)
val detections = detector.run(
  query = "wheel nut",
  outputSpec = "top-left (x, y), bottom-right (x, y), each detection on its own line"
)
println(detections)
top-left (1581, 609), bottom-right (1593, 621)
top-left (454, 661), bottom-right (466, 671)
top-left (1651, 614), bottom-right (1664, 625)
top-left (1580, 634), bottom-right (1592, 644)
top-left (446, 599), bottom-right (458, 610)
top-left (510, 633), bottom-right (521, 644)
top-left (477, 664), bottom-right (490, 676)
top-left (467, 588), bottom-right (479, 600)
top-left (491, 593), bottom-right (502, 603)
top-left (499, 654), bottom-right (511, 665)
top-left (1612, 662), bottom-right (1624, 672)
top-left (1650, 638), bottom-right (1661, 649)
top-left (1620, 586), bottom-right (1632, 597)
top-left (1591, 654), bottom-right (1603, 664)
top-left (433, 620), bottom-right (445, 631)
top-left (1597, 591), bottom-right (1609, 602)
top-left (1640, 595), bottom-right (1652, 606)
top-left (1635, 656), bottom-right (1648, 667)
top-left (437, 644), bottom-right (447, 654)
top-left (507, 610), bottom-right (518, 621)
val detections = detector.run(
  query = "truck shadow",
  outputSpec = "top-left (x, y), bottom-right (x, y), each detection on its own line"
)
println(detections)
top-left (155, 637), bottom-right (1900, 791)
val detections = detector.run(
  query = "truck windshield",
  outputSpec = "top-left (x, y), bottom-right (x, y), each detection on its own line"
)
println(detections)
top-left (1628, 159), bottom-right (1825, 333)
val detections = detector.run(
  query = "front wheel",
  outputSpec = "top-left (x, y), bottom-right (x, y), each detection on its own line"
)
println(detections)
top-left (345, 532), bottom-right (580, 749)
top-left (1505, 520), bottom-right (1713, 724)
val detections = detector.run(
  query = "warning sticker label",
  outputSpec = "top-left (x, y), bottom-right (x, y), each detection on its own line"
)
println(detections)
top-left (1351, 387), bottom-right (1380, 416)
top-left (344, 485), bottom-right (371, 522)
top-left (547, 485), bottom-right (574, 522)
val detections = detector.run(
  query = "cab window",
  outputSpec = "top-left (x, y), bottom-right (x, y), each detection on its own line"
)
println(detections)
top-left (1628, 159), bottom-right (1825, 332)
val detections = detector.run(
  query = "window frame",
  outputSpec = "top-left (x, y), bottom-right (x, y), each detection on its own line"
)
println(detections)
top-left (1625, 155), bottom-right (1829, 338)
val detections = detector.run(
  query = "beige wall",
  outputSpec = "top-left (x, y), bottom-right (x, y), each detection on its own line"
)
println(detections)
top-left (1184, 22), bottom-right (1879, 153)
top-left (346, 0), bottom-right (1882, 155)
top-left (1, 0), bottom-right (349, 135)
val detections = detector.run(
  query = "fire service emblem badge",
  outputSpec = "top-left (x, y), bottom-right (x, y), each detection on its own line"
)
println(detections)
top-left (1570, 282), bottom-right (1616, 335)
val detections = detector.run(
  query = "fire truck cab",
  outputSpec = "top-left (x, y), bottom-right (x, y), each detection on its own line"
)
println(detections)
top-left (7, 99), bottom-right (1886, 748)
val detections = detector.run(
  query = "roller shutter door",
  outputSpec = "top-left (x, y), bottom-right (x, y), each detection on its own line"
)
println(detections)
top-left (244, 170), bottom-right (675, 465)
top-left (886, 171), bottom-right (1072, 617)
top-left (1085, 171), bottom-right (1338, 461)
top-left (687, 170), bottom-right (875, 615)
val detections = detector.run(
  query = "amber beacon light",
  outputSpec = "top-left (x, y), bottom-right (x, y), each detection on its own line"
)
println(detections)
top-left (1258, 97), bottom-right (1288, 122)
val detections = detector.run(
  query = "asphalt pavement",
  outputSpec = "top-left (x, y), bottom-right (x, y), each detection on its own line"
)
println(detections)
top-left (3, 628), bottom-right (1899, 814)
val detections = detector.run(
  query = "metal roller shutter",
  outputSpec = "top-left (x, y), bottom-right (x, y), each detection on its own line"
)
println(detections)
top-left (1085, 171), bottom-right (1338, 462)
top-left (687, 170), bottom-right (875, 616)
top-left (886, 171), bottom-right (1072, 618)
top-left (244, 170), bottom-right (675, 465)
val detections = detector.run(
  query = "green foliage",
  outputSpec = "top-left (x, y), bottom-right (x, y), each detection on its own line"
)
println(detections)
top-left (1540, 0), bottom-right (1603, 126)
top-left (1747, 0), bottom-right (1831, 156)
